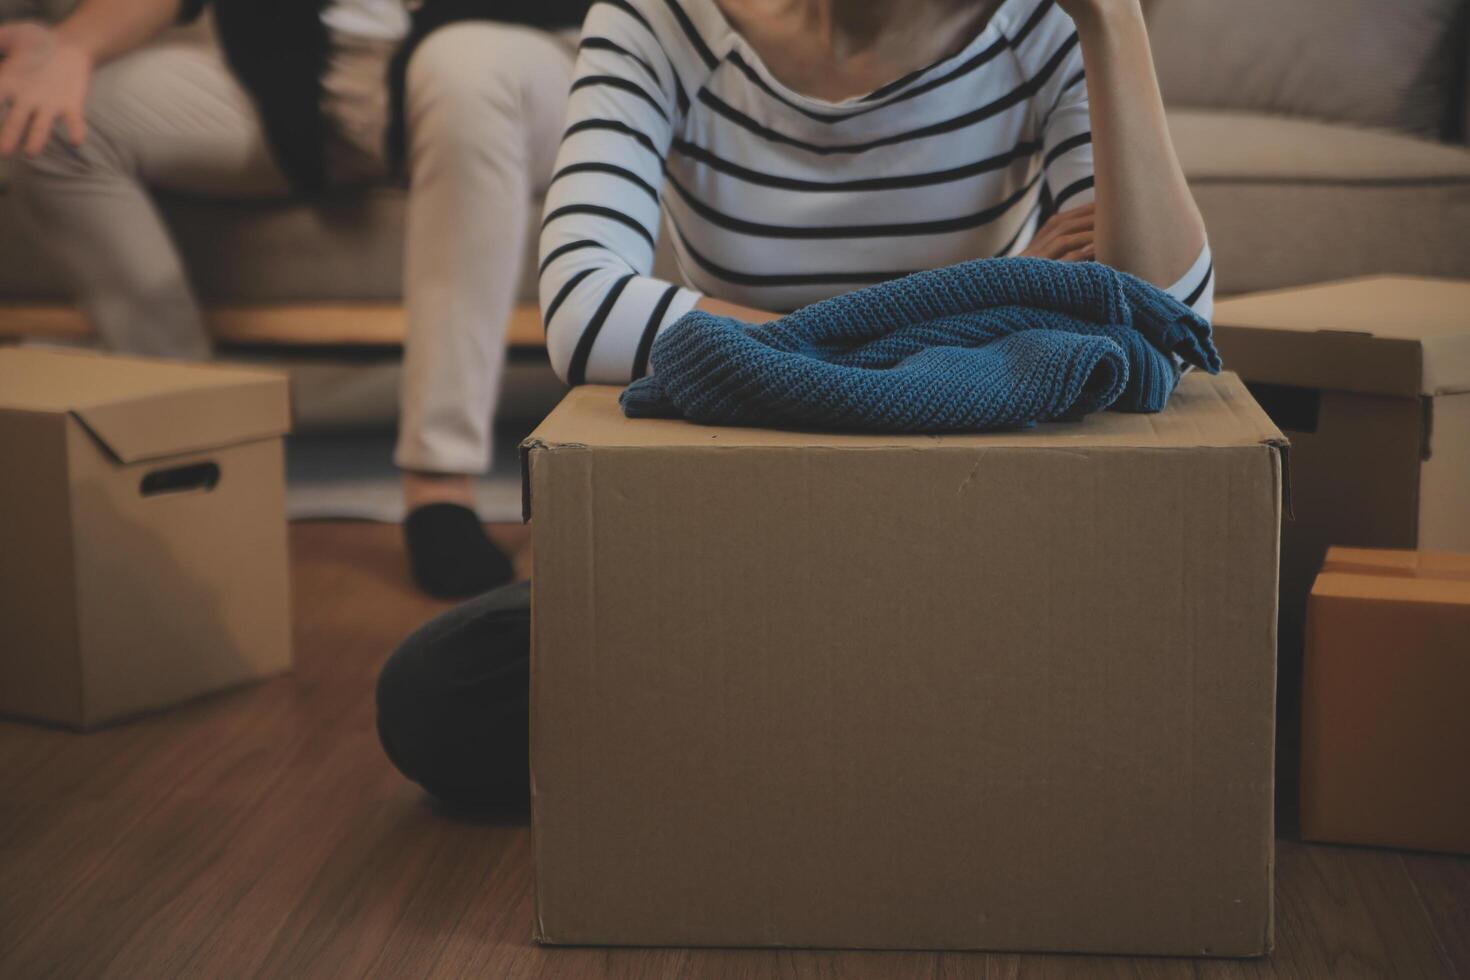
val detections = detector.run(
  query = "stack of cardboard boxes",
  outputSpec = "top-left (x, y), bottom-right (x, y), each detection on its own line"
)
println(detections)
top-left (519, 274), bottom-right (1468, 953)
top-left (1214, 276), bottom-right (1470, 855)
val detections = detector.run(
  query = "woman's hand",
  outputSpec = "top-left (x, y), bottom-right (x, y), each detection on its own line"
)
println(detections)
top-left (1018, 204), bottom-right (1095, 262)
top-left (0, 21), bottom-right (93, 157)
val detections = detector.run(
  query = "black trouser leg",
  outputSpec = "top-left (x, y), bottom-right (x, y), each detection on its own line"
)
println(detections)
top-left (376, 580), bottom-right (532, 811)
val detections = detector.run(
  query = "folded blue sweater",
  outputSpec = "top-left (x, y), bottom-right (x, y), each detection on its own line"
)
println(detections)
top-left (620, 258), bottom-right (1221, 432)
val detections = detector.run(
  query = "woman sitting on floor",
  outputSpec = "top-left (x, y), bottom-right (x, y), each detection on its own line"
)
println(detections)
top-left (377, 0), bottom-right (1214, 811)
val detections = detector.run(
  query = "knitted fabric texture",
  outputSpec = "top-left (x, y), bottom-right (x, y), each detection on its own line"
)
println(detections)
top-left (619, 258), bottom-right (1221, 432)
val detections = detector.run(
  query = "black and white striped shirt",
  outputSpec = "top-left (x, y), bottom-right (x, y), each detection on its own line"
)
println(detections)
top-left (540, 0), bottom-right (1215, 385)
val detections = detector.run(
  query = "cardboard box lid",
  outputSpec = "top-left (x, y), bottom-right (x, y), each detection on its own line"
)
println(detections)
top-left (1313, 546), bottom-right (1470, 605)
top-left (0, 349), bottom-right (289, 464)
top-left (522, 372), bottom-right (1285, 518)
top-left (525, 371), bottom-right (1283, 452)
top-left (1213, 276), bottom-right (1470, 398)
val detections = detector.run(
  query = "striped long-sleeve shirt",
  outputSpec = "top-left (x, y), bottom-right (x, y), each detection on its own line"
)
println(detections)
top-left (539, 0), bottom-right (1215, 385)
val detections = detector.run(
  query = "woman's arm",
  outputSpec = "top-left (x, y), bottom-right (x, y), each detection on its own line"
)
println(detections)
top-left (1057, 0), bottom-right (1206, 290)
top-left (0, 0), bottom-right (182, 156)
top-left (540, 2), bottom-right (713, 385)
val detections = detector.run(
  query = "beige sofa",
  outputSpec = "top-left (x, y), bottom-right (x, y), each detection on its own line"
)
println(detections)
top-left (1146, 0), bottom-right (1470, 294)
top-left (2, 0), bottom-right (1468, 351)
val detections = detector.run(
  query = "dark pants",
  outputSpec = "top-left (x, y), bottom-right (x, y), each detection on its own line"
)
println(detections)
top-left (376, 581), bottom-right (532, 811)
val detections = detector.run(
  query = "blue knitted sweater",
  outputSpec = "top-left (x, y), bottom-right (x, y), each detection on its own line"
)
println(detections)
top-left (619, 258), bottom-right (1221, 432)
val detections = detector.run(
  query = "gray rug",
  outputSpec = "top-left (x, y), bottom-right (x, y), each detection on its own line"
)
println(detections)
top-left (286, 428), bottom-right (525, 523)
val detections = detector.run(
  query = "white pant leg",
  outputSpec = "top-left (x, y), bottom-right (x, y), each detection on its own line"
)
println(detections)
top-left (9, 42), bottom-right (291, 359)
top-left (394, 22), bottom-right (577, 474)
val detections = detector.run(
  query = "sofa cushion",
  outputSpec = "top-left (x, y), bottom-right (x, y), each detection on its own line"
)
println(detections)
top-left (1169, 109), bottom-right (1470, 294)
top-left (1146, 0), bottom-right (1467, 140)
top-left (1171, 109), bottom-right (1470, 182)
top-left (0, 179), bottom-right (685, 307)
top-left (0, 184), bottom-right (437, 304)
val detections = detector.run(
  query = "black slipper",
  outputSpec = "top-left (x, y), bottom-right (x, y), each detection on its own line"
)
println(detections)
top-left (403, 502), bottom-right (516, 599)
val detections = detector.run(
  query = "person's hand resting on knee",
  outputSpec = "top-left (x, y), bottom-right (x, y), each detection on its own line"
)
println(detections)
top-left (0, 21), bottom-right (91, 156)
top-left (0, 0), bottom-right (181, 158)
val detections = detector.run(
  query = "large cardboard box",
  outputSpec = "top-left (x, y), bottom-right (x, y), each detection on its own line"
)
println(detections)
top-left (522, 372), bottom-right (1285, 956)
top-left (1301, 547), bottom-right (1470, 855)
top-left (0, 349), bottom-right (292, 729)
top-left (1212, 276), bottom-right (1470, 652)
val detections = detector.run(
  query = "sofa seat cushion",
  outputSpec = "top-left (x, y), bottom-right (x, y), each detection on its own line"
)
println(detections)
top-left (0, 182), bottom-right (543, 305)
top-left (1171, 110), bottom-right (1470, 183)
top-left (0, 177), bottom-right (682, 308)
top-left (1169, 109), bottom-right (1470, 295)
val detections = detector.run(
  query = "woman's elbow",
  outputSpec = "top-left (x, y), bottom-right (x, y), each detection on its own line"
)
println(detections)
top-left (543, 314), bottom-right (579, 386)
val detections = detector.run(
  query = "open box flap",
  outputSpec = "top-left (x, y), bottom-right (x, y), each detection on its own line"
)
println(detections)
top-left (1213, 276), bottom-right (1470, 398)
top-left (0, 348), bottom-right (290, 463)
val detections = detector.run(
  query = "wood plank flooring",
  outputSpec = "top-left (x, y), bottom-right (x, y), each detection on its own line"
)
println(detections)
top-left (1, 521), bottom-right (1464, 979)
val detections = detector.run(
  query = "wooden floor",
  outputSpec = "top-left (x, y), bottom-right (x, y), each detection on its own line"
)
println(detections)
top-left (2, 522), bottom-right (1466, 980)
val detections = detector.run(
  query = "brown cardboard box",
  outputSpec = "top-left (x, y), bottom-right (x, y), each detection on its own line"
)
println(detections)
top-left (0, 348), bottom-right (292, 729)
top-left (1212, 276), bottom-right (1470, 653)
top-left (1301, 547), bottom-right (1470, 855)
top-left (522, 372), bottom-right (1285, 956)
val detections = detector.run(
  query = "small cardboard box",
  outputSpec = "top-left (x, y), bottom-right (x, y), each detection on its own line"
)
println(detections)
top-left (1301, 547), bottom-right (1470, 855)
top-left (522, 372), bottom-right (1285, 956)
top-left (0, 349), bottom-right (293, 729)
top-left (1212, 276), bottom-right (1470, 652)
